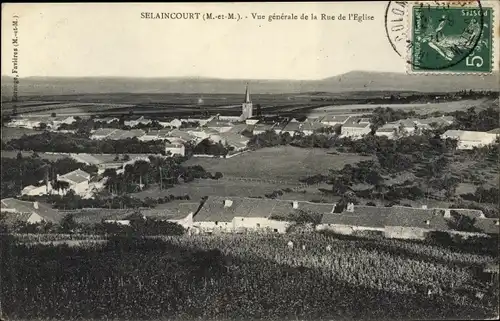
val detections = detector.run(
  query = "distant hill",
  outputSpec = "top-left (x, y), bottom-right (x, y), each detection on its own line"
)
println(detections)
top-left (1, 71), bottom-right (498, 97)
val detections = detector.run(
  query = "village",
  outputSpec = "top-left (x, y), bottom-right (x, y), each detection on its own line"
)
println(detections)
top-left (1, 86), bottom-right (499, 242)
top-left (2, 2), bottom-right (499, 320)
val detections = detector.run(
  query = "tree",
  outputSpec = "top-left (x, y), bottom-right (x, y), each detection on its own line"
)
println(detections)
top-left (53, 180), bottom-right (70, 195)
top-left (51, 112), bottom-right (56, 117)
top-left (447, 211), bottom-right (481, 233)
top-left (59, 214), bottom-right (78, 233)
top-left (256, 104), bottom-right (262, 116)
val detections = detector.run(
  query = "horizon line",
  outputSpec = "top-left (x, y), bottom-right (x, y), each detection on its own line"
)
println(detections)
top-left (0, 70), bottom-right (412, 82)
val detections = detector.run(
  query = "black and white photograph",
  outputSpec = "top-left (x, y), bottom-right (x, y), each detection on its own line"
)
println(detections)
top-left (1, 2), bottom-right (499, 320)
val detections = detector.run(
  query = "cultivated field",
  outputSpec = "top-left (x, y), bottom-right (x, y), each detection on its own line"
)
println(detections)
top-left (307, 98), bottom-right (491, 117)
top-left (185, 146), bottom-right (372, 182)
top-left (2, 233), bottom-right (498, 320)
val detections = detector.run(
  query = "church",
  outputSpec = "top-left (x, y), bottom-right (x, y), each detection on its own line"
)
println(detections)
top-left (214, 84), bottom-right (256, 124)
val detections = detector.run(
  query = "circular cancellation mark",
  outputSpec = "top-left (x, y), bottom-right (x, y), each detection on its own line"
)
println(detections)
top-left (385, 0), bottom-right (485, 71)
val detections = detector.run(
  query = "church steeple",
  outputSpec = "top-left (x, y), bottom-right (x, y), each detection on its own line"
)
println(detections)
top-left (240, 83), bottom-right (253, 121)
top-left (244, 84), bottom-right (251, 103)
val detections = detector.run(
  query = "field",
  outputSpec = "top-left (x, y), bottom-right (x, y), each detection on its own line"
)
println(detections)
top-left (0, 150), bottom-right (70, 162)
top-left (1, 233), bottom-right (498, 320)
top-left (1, 126), bottom-right (41, 141)
top-left (5, 92), bottom-right (492, 118)
top-left (133, 179), bottom-right (334, 203)
top-left (307, 98), bottom-right (491, 117)
top-left (185, 146), bottom-right (371, 182)
top-left (1, 102), bottom-right (136, 116)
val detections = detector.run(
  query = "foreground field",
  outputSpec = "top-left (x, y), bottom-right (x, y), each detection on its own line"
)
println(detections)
top-left (1, 233), bottom-right (497, 320)
top-left (185, 146), bottom-right (371, 182)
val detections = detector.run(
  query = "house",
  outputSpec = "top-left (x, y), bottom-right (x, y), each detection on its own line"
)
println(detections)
top-left (138, 130), bottom-right (160, 141)
top-left (375, 124), bottom-right (399, 139)
top-left (214, 132), bottom-right (249, 152)
top-left (90, 128), bottom-right (118, 140)
top-left (167, 129), bottom-right (198, 143)
top-left (227, 123), bottom-right (251, 135)
top-left (57, 169), bottom-right (91, 196)
top-left (218, 115), bottom-right (242, 122)
top-left (158, 118), bottom-right (182, 128)
top-left (317, 205), bottom-right (498, 240)
top-left (7, 116), bottom-right (51, 129)
top-left (280, 121), bottom-right (303, 136)
top-left (50, 116), bottom-right (77, 129)
top-left (252, 123), bottom-right (277, 135)
top-left (245, 118), bottom-right (260, 125)
top-left (186, 128), bottom-right (215, 140)
top-left (204, 117), bottom-right (234, 133)
top-left (390, 119), bottom-right (417, 136)
top-left (441, 130), bottom-right (499, 150)
top-left (94, 117), bottom-right (119, 124)
top-left (124, 116), bottom-right (152, 127)
top-left (106, 129), bottom-right (146, 140)
top-left (192, 196), bottom-right (337, 234)
top-left (143, 202), bottom-right (200, 228)
top-left (139, 129), bottom-right (172, 142)
top-left (180, 117), bottom-right (212, 126)
top-left (320, 115), bottom-right (352, 126)
top-left (1, 198), bottom-right (61, 224)
top-left (165, 143), bottom-right (185, 156)
top-left (341, 119), bottom-right (371, 139)
top-left (70, 153), bottom-right (113, 175)
top-left (21, 183), bottom-right (52, 196)
top-left (301, 120), bottom-right (327, 135)
top-left (414, 116), bottom-right (454, 128)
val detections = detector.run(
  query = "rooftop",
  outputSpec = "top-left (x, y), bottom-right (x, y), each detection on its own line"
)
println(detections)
top-left (321, 205), bottom-right (498, 234)
top-left (443, 130), bottom-right (498, 141)
top-left (194, 196), bottom-right (335, 222)
top-left (321, 115), bottom-right (351, 123)
top-left (59, 169), bottom-right (91, 184)
top-left (1, 198), bottom-right (61, 222)
top-left (91, 128), bottom-right (117, 137)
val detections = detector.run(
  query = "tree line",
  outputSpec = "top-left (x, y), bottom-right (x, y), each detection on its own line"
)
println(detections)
top-left (1, 154), bottom-right (99, 199)
top-left (101, 155), bottom-right (223, 195)
top-left (1, 211), bottom-right (186, 236)
top-left (2, 132), bottom-right (168, 154)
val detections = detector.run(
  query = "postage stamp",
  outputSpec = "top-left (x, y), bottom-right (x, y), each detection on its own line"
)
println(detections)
top-left (410, 5), bottom-right (493, 72)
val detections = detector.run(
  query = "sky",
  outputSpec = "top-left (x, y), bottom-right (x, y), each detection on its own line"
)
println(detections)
top-left (1, 2), bottom-right (496, 80)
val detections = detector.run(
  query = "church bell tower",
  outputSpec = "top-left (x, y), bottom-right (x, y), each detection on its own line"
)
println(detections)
top-left (241, 84), bottom-right (253, 121)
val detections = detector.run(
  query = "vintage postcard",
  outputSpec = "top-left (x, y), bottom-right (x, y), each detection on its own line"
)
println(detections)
top-left (1, 2), bottom-right (499, 321)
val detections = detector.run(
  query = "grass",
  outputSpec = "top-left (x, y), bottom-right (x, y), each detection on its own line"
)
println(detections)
top-left (1, 126), bottom-right (42, 141)
top-left (134, 180), bottom-right (300, 201)
top-left (0, 150), bottom-right (70, 161)
top-left (185, 146), bottom-right (372, 182)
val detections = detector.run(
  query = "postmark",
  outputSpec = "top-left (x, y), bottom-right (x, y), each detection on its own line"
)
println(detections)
top-left (385, 1), bottom-right (494, 73)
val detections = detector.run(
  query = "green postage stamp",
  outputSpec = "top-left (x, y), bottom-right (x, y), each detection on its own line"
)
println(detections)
top-left (410, 5), bottom-right (493, 73)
